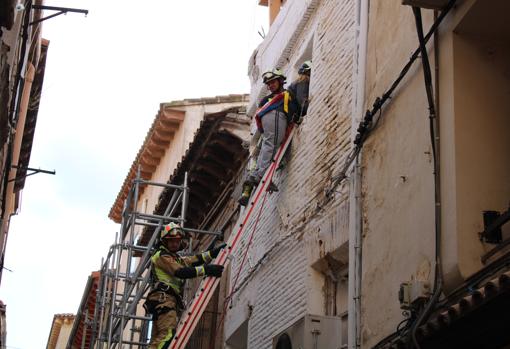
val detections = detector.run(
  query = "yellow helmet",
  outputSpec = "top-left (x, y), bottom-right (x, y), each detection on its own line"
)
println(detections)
top-left (160, 222), bottom-right (184, 240)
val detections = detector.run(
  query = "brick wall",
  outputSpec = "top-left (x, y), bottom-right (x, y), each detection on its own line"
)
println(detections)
top-left (225, 0), bottom-right (356, 348)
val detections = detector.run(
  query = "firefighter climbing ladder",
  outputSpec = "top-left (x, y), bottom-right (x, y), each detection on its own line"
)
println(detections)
top-left (169, 125), bottom-right (295, 349)
top-left (86, 126), bottom-right (295, 349)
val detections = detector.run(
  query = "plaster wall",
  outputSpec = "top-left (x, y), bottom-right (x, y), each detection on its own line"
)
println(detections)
top-left (361, 1), bottom-right (436, 347)
top-left (226, 0), bottom-right (355, 348)
top-left (360, 0), bottom-right (510, 346)
top-left (451, 34), bottom-right (510, 274)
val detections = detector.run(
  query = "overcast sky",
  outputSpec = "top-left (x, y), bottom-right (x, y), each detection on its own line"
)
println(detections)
top-left (0, 1), bottom-right (265, 348)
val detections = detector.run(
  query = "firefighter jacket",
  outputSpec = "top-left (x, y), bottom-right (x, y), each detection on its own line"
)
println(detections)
top-left (150, 245), bottom-right (213, 297)
top-left (287, 76), bottom-right (310, 120)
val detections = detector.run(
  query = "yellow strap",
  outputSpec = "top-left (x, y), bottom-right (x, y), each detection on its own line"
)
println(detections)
top-left (284, 91), bottom-right (289, 113)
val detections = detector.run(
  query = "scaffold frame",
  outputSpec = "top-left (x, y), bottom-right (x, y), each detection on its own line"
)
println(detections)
top-left (85, 168), bottom-right (221, 349)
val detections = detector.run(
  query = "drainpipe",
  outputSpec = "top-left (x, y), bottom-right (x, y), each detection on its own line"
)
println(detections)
top-left (348, 0), bottom-right (368, 348)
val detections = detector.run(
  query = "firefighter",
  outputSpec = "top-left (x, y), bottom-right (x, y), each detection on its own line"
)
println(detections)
top-left (287, 60), bottom-right (311, 124)
top-left (238, 68), bottom-right (297, 206)
top-left (145, 222), bottom-right (225, 349)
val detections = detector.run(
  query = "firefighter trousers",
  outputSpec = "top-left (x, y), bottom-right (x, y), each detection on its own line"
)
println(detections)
top-left (250, 110), bottom-right (287, 183)
top-left (147, 291), bottom-right (179, 349)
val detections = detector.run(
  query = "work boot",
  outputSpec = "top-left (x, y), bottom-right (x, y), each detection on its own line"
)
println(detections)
top-left (238, 182), bottom-right (254, 206)
top-left (276, 157), bottom-right (287, 171)
top-left (266, 181), bottom-right (279, 193)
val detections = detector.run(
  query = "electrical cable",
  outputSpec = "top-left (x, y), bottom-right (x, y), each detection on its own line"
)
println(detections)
top-left (409, 6), bottom-right (444, 349)
top-left (326, 0), bottom-right (457, 201)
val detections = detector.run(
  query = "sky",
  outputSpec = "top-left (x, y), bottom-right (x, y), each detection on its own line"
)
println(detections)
top-left (0, 1), bottom-right (266, 348)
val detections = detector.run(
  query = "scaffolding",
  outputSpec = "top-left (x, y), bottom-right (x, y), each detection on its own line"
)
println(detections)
top-left (88, 169), bottom-right (221, 349)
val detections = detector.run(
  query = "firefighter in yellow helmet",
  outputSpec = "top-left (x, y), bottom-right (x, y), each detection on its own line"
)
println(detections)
top-left (144, 222), bottom-right (225, 349)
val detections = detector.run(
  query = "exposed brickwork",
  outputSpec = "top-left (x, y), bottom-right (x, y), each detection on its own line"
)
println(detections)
top-left (226, 0), bottom-right (356, 348)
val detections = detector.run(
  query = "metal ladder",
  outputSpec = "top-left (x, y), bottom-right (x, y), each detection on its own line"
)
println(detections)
top-left (169, 126), bottom-right (295, 349)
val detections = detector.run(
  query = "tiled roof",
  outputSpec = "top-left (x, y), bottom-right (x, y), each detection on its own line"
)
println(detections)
top-left (138, 107), bottom-right (250, 246)
top-left (15, 39), bottom-right (49, 192)
top-left (108, 94), bottom-right (249, 223)
top-left (381, 270), bottom-right (510, 349)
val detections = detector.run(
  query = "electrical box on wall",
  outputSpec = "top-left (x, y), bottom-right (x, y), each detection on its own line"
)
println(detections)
top-left (399, 280), bottom-right (430, 310)
top-left (272, 314), bottom-right (343, 349)
top-left (402, 0), bottom-right (449, 10)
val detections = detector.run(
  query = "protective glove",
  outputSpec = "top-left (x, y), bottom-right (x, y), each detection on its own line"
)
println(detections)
top-left (204, 264), bottom-right (224, 277)
top-left (209, 243), bottom-right (227, 259)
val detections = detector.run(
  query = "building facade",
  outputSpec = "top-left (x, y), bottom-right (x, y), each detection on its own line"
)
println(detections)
top-left (70, 0), bottom-right (510, 348)
top-left (361, 0), bottom-right (510, 348)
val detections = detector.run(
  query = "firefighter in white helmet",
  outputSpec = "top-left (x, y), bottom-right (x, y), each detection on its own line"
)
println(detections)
top-left (287, 60), bottom-right (311, 124)
top-left (144, 222), bottom-right (225, 349)
top-left (238, 68), bottom-right (299, 206)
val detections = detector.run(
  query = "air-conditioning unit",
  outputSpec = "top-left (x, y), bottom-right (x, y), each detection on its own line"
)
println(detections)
top-left (272, 314), bottom-right (343, 349)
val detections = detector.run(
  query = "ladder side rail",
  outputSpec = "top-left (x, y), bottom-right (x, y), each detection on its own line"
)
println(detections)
top-left (107, 232), bottom-right (123, 348)
top-left (181, 172), bottom-right (189, 228)
top-left (94, 246), bottom-right (114, 348)
top-left (119, 259), bottom-right (152, 324)
top-left (109, 187), bottom-right (183, 341)
top-left (110, 261), bottom-right (153, 345)
top-left (102, 240), bottom-right (120, 347)
top-left (170, 127), bottom-right (295, 349)
top-left (118, 167), bottom-right (142, 348)
top-left (110, 191), bottom-right (131, 346)
top-left (121, 185), bottom-right (136, 239)
top-left (130, 189), bottom-right (182, 289)
top-left (94, 271), bottom-right (107, 348)
top-left (130, 268), bottom-right (146, 348)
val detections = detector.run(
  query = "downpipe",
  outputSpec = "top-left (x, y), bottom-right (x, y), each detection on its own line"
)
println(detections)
top-left (348, 0), bottom-right (368, 347)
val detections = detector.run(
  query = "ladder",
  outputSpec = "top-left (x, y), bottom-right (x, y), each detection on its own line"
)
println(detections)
top-left (169, 125), bottom-right (295, 349)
